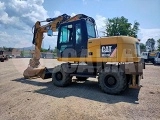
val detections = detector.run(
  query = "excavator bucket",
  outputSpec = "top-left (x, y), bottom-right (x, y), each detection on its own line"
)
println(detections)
top-left (23, 66), bottom-right (53, 79)
top-left (39, 68), bottom-right (53, 79)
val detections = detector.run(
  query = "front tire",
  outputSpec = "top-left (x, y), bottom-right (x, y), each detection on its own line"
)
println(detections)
top-left (52, 65), bottom-right (72, 87)
top-left (0, 59), bottom-right (4, 62)
top-left (98, 66), bottom-right (127, 95)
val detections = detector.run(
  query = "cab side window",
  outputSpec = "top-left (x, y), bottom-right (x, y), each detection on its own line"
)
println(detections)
top-left (75, 24), bottom-right (82, 44)
top-left (60, 25), bottom-right (73, 43)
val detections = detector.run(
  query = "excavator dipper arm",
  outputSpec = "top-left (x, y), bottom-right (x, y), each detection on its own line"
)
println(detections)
top-left (23, 14), bottom-right (71, 78)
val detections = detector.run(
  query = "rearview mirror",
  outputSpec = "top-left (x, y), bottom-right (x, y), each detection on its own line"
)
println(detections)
top-left (47, 29), bottom-right (53, 36)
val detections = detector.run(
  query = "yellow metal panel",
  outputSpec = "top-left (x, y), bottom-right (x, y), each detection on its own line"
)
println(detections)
top-left (58, 36), bottom-right (140, 63)
top-left (57, 57), bottom-right (140, 63)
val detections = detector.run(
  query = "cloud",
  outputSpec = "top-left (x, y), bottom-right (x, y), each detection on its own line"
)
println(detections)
top-left (0, 0), bottom-right (49, 48)
top-left (41, 34), bottom-right (58, 49)
top-left (0, 7), bottom-right (76, 49)
top-left (94, 15), bottom-right (160, 44)
top-left (82, 0), bottom-right (87, 4)
top-left (0, 31), bottom-right (58, 49)
top-left (82, 0), bottom-right (100, 4)
top-left (139, 28), bottom-right (160, 46)
top-left (1, 3), bottom-right (159, 50)
top-left (0, 0), bottom-right (48, 30)
top-left (95, 15), bottom-right (107, 36)
top-left (71, 13), bottom-right (76, 17)
top-left (0, 31), bottom-right (32, 48)
top-left (0, 1), bottom-right (21, 29)
top-left (53, 11), bottom-right (62, 17)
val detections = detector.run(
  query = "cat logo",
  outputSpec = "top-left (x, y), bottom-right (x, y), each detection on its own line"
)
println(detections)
top-left (101, 44), bottom-right (117, 57)
top-left (101, 46), bottom-right (112, 53)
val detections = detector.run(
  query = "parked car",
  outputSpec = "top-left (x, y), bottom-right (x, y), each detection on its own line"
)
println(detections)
top-left (141, 51), bottom-right (156, 64)
top-left (154, 52), bottom-right (160, 65)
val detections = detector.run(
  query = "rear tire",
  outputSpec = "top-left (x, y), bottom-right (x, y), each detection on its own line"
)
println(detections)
top-left (98, 66), bottom-right (127, 95)
top-left (52, 65), bottom-right (72, 87)
top-left (0, 59), bottom-right (4, 62)
top-left (151, 59), bottom-right (155, 64)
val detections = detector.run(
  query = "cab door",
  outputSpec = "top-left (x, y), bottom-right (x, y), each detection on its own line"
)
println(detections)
top-left (57, 20), bottom-right (88, 58)
top-left (74, 22), bottom-right (88, 57)
top-left (57, 23), bottom-right (76, 58)
top-left (73, 20), bottom-right (95, 58)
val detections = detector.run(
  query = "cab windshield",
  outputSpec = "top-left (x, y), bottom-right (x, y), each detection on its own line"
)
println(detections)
top-left (136, 43), bottom-right (141, 57)
top-left (86, 21), bottom-right (96, 38)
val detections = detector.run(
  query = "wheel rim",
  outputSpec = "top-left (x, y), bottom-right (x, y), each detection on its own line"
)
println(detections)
top-left (104, 75), bottom-right (117, 88)
top-left (55, 72), bottom-right (63, 81)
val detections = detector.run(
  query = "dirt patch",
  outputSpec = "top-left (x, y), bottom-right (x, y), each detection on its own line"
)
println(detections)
top-left (0, 58), bottom-right (160, 120)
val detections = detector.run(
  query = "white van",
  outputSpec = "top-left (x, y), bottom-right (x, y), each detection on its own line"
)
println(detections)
top-left (141, 52), bottom-right (148, 60)
top-left (154, 52), bottom-right (160, 64)
top-left (141, 52), bottom-right (155, 64)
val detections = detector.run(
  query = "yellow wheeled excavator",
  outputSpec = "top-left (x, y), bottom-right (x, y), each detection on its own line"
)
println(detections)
top-left (23, 13), bottom-right (145, 94)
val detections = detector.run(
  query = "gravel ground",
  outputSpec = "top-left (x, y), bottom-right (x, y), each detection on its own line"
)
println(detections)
top-left (0, 58), bottom-right (160, 120)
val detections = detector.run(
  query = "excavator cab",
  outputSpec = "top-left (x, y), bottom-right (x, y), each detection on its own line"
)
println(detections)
top-left (57, 19), bottom-right (96, 58)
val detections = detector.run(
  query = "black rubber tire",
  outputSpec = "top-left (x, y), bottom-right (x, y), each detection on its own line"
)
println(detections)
top-left (122, 74), bottom-right (131, 91)
top-left (0, 59), bottom-right (4, 62)
top-left (76, 77), bottom-right (88, 81)
top-left (154, 61), bottom-right (157, 65)
top-left (151, 60), bottom-right (155, 64)
top-left (98, 66), bottom-right (127, 95)
top-left (52, 65), bottom-right (72, 87)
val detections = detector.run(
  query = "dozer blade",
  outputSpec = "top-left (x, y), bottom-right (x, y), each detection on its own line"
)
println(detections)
top-left (23, 66), bottom-right (53, 79)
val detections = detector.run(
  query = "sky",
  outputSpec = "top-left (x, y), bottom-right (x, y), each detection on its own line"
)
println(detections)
top-left (0, 0), bottom-right (160, 49)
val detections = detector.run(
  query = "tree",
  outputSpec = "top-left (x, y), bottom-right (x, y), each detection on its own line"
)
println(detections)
top-left (20, 51), bottom-right (24, 57)
top-left (145, 38), bottom-right (155, 52)
top-left (8, 48), bottom-right (13, 52)
top-left (53, 47), bottom-right (57, 53)
top-left (140, 43), bottom-right (146, 52)
top-left (53, 47), bottom-right (57, 57)
top-left (40, 48), bottom-right (48, 52)
top-left (157, 39), bottom-right (160, 51)
top-left (48, 45), bottom-right (51, 51)
top-left (104, 16), bottom-right (140, 38)
top-left (3, 46), bottom-right (7, 50)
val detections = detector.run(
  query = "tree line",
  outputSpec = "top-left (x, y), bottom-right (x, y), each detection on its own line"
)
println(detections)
top-left (1, 46), bottom-right (57, 53)
top-left (104, 16), bottom-right (160, 51)
top-left (2, 16), bottom-right (160, 52)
